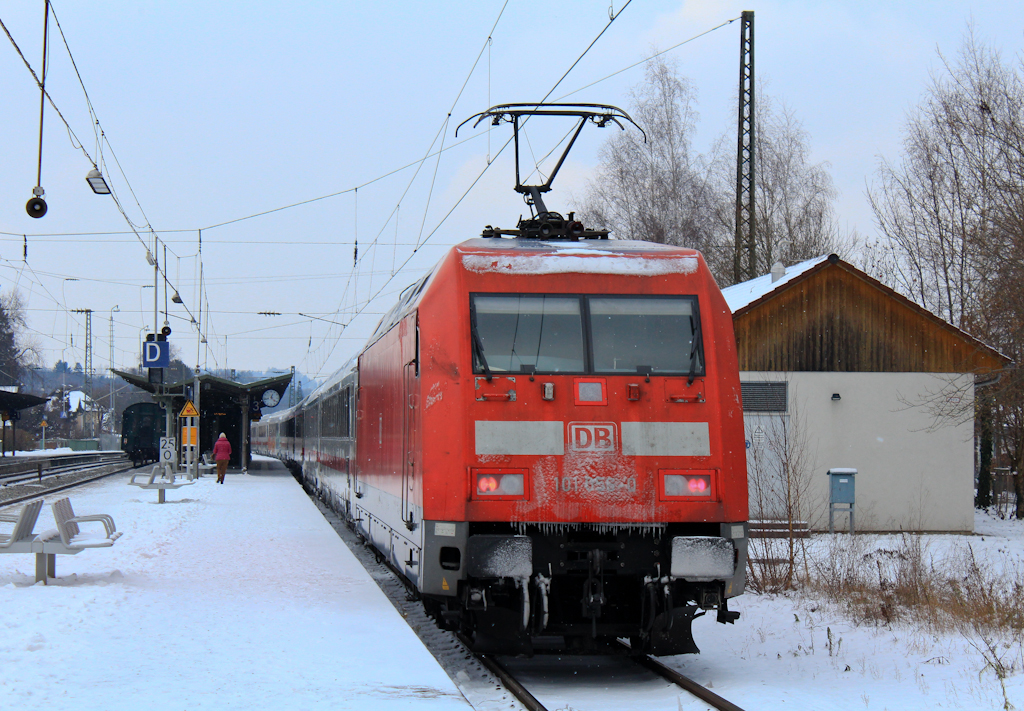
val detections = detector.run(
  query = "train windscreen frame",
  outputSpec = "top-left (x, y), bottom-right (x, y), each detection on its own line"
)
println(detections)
top-left (470, 293), bottom-right (704, 377)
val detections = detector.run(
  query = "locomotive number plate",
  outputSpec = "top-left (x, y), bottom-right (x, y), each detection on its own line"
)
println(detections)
top-left (554, 475), bottom-right (637, 494)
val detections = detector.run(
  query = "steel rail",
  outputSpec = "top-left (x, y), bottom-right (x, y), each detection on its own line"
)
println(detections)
top-left (452, 633), bottom-right (549, 711)
top-left (633, 652), bottom-right (746, 711)
top-left (0, 462), bottom-right (137, 509)
top-left (468, 639), bottom-right (745, 711)
top-left (478, 655), bottom-right (549, 711)
top-left (0, 455), bottom-right (128, 487)
top-left (0, 451), bottom-right (125, 478)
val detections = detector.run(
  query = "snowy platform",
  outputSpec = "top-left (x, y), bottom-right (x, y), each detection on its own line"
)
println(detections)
top-left (0, 459), bottom-right (467, 710)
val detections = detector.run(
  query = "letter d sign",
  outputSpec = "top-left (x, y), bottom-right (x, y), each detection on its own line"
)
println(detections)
top-left (143, 340), bottom-right (170, 368)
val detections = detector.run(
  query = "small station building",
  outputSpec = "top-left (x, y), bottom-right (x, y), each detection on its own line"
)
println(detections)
top-left (722, 254), bottom-right (1009, 532)
top-left (112, 371), bottom-right (292, 468)
top-left (0, 390), bottom-right (47, 456)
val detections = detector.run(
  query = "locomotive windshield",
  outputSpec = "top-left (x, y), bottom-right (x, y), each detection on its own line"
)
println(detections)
top-left (471, 293), bottom-right (703, 376)
top-left (471, 294), bottom-right (586, 373)
top-left (589, 296), bottom-right (701, 374)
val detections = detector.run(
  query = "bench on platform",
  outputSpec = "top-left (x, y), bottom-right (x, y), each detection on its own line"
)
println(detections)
top-left (32, 497), bottom-right (122, 583)
top-left (0, 499), bottom-right (45, 557)
top-left (198, 453), bottom-right (216, 477)
top-left (128, 463), bottom-right (194, 503)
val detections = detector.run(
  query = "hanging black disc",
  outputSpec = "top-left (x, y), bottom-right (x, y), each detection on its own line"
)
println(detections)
top-left (26, 197), bottom-right (47, 218)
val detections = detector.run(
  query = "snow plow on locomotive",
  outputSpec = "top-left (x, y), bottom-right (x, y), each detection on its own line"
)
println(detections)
top-left (253, 105), bottom-right (748, 656)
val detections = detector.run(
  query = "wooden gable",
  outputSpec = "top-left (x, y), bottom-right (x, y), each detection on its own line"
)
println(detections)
top-left (731, 255), bottom-right (1008, 373)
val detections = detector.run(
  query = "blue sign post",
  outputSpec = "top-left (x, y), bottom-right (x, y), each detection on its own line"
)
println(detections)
top-left (142, 340), bottom-right (170, 368)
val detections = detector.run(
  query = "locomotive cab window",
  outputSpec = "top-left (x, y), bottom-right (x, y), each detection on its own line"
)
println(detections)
top-left (589, 296), bottom-right (703, 376)
top-left (471, 294), bottom-right (585, 373)
top-left (471, 293), bottom-right (703, 377)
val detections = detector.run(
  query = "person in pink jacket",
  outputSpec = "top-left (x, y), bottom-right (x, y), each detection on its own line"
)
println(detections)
top-left (212, 433), bottom-right (232, 484)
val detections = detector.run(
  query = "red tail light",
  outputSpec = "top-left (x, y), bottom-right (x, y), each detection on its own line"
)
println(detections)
top-left (472, 468), bottom-right (527, 499)
top-left (660, 470), bottom-right (715, 500)
top-left (478, 476), bottom-right (500, 493)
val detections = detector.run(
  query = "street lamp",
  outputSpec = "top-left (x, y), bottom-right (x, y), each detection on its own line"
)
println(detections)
top-left (85, 168), bottom-right (111, 195)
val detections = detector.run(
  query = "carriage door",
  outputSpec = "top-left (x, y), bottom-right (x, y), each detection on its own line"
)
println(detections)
top-left (401, 315), bottom-right (419, 531)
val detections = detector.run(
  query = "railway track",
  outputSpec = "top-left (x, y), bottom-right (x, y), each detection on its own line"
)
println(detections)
top-left (0, 452), bottom-right (137, 508)
top-left (631, 650), bottom-right (746, 711)
top-left (305, 483), bottom-right (747, 711)
top-left (478, 647), bottom-right (746, 711)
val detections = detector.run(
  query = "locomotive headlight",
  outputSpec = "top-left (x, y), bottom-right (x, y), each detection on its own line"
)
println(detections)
top-left (660, 470), bottom-right (716, 500)
top-left (472, 468), bottom-right (527, 499)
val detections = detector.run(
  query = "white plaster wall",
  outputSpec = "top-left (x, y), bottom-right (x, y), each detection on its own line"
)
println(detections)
top-left (741, 371), bottom-right (975, 532)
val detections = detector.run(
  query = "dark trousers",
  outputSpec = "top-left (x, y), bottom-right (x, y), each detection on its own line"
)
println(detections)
top-left (216, 459), bottom-right (228, 482)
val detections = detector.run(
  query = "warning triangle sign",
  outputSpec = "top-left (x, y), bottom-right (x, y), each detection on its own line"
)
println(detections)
top-left (179, 400), bottom-right (200, 418)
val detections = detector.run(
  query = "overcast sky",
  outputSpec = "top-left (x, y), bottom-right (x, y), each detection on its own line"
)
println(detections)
top-left (1, 1), bottom-right (1022, 384)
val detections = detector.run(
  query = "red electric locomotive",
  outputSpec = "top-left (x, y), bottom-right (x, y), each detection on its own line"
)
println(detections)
top-left (255, 105), bottom-right (748, 655)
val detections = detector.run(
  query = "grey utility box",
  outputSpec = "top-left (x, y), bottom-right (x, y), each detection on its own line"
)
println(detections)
top-left (827, 468), bottom-right (857, 534)
top-left (828, 468), bottom-right (856, 504)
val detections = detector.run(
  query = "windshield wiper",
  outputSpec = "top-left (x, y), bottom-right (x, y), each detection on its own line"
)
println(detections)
top-left (687, 306), bottom-right (703, 386)
top-left (473, 330), bottom-right (492, 382)
top-left (470, 305), bottom-right (493, 381)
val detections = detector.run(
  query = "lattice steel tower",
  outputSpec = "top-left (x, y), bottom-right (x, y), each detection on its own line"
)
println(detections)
top-left (71, 308), bottom-right (93, 394)
top-left (733, 10), bottom-right (756, 284)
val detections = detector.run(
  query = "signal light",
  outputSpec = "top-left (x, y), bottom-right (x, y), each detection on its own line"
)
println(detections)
top-left (26, 196), bottom-right (47, 218)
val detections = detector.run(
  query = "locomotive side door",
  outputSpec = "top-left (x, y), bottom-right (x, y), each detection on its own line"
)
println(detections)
top-left (401, 314), bottom-right (419, 531)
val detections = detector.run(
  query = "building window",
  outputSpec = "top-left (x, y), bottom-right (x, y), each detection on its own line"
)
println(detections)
top-left (741, 381), bottom-right (788, 412)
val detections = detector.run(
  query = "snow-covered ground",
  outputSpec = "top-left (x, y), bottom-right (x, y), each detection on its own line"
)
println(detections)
top-left (679, 513), bottom-right (1024, 710)
top-left (2, 465), bottom-right (1022, 710)
top-left (0, 462), bottom-right (465, 710)
top-left (7, 446), bottom-right (78, 457)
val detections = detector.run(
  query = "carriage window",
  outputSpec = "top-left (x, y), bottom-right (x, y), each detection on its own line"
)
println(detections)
top-left (472, 294), bottom-right (585, 374)
top-left (588, 296), bottom-right (702, 375)
top-left (339, 387), bottom-right (351, 438)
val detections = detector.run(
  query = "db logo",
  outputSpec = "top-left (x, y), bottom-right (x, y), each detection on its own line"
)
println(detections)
top-left (568, 422), bottom-right (617, 453)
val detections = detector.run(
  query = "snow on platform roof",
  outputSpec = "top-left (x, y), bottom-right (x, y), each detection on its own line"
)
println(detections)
top-left (721, 254), bottom-right (830, 313)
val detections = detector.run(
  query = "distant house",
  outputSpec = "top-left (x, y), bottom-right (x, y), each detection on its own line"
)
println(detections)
top-left (722, 254), bottom-right (1009, 532)
top-left (45, 389), bottom-right (101, 439)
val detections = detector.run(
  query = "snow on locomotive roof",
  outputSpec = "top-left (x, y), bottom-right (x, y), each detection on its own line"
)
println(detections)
top-left (367, 238), bottom-right (700, 350)
top-left (458, 238), bottom-right (699, 276)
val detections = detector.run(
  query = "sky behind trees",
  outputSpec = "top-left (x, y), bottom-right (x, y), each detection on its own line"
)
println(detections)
top-left (0, 1), bottom-right (1022, 381)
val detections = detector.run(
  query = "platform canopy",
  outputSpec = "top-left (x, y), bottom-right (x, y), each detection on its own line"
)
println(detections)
top-left (110, 371), bottom-right (292, 407)
top-left (111, 370), bottom-right (293, 468)
top-left (0, 390), bottom-right (47, 415)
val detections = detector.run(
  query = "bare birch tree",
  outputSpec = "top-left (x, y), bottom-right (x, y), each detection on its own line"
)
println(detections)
top-left (708, 92), bottom-right (846, 283)
top-left (578, 56), bottom-right (845, 286)
top-left (869, 29), bottom-right (1024, 515)
top-left (0, 290), bottom-right (37, 388)
top-left (577, 56), bottom-right (719, 252)
top-left (746, 397), bottom-right (820, 592)
top-left (759, 102), bottom-right (842, 266)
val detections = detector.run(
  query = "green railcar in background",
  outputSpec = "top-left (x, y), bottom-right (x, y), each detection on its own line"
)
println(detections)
top-left (121, 402), bottom-right (162, 466)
